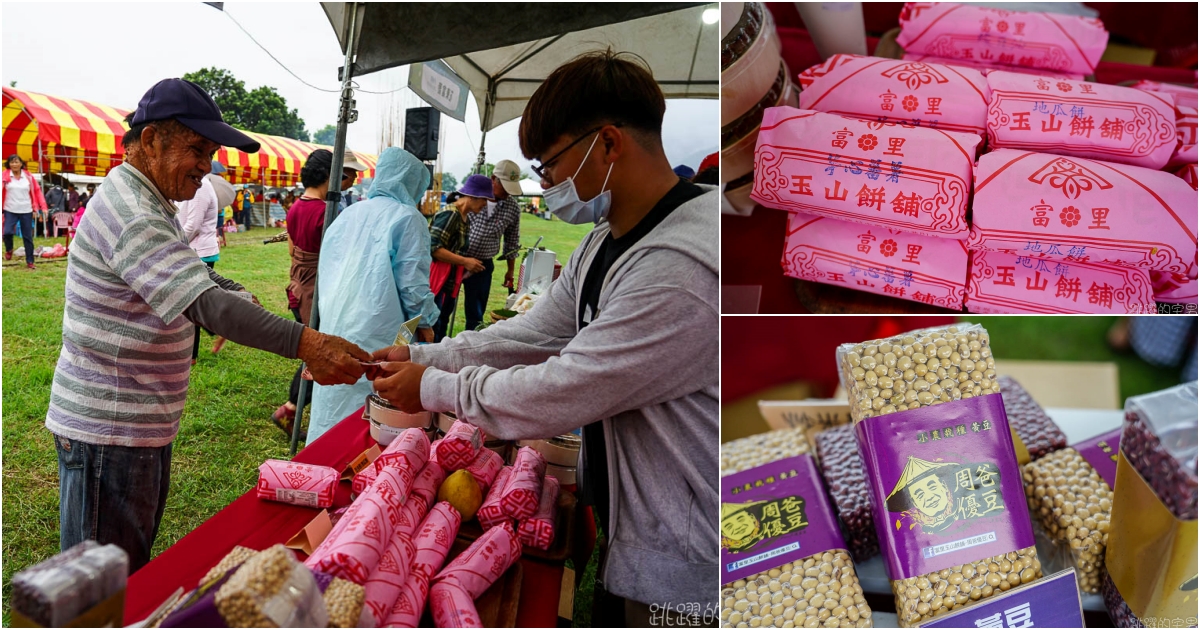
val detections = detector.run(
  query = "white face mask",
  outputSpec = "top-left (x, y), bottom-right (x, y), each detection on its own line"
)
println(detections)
top-left (542, 133), bottom-right (613, 225)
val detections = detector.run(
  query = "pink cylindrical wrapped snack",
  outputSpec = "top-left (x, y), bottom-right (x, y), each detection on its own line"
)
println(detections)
top-left (305, 493), bottom-right (392, 584)
top-left (382, 573), bottom-right (429, 628)
top-left (901, 52), bottom-right (1084, 80)
top-left (1178, 163), bottom-right (1198, 190)
top-left (1131, 81), bottom-right (1198, 169)
top-left (432, 523), bottom-right (522, 598)
top-left (501, 447), bottom-right (547, 520)
top-left (896, 2), bottom-right (1108, 76)
top-left (352, 464), bottom-right (379, 497)
top-left (477, 466), bottom-right (513, 530)
top-left (464, 448), bottom-right (504, 494)
top-left (985, 71), bottom-right (1178, 169)
top-left (412, 502), bottom-right (462, 579)
top-left (358, 533), bottom-right (416, 627)
top-left (797, 54), bottom-right (992, 135)
top-left (782, 210), bottom-right (969, 309)
top-left (374, 428), bottom-right (430, 475)
top-left (429, 578), bottom-right (482, 629)
top-left (966, 249), bottom-right (1156, 314)
top-left (256, 460), bottom-right (337, 508)
top-left (751, 107), bottom-right (981, 239)
top-left (394, 492), bottom-right (430, 539)
top-left (967, 149), bottom-right (1199, 274)
top-left (409, 461), bottom-right (445, 512)
top-left (518, 476), bottom-right (560, 551)
top-left (435, 420), bottom-right (484, 471)
top-left (1150, 269), bottom-right (1198, 304)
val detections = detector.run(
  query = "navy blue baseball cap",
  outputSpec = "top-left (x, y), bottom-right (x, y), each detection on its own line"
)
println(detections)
top-left (131, 79), bottom-right (261, 153)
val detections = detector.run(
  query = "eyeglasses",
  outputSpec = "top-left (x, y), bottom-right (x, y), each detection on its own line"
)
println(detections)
top-left (531, 123), bottom-right (622, 181)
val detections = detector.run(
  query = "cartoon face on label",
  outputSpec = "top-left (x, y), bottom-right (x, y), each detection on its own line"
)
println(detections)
top-left (886, 456), bottom-right (1005, 533)
top-left (721, 496), bottom-right (808, 554)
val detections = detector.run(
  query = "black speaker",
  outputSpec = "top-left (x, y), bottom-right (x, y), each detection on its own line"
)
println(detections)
top-left (403, 107), bottom-right (440, 161)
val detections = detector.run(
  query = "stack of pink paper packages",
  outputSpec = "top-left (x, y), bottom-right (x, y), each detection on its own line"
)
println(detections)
top-left (896, 3), bottom-right (1108, 79)
top-left (518, 475), bottom-right (560, 551)
top-left (375, 428), bottom-right (430, 475)
top-left (501, 447), bottom-right (547, 520)
top-left (304, 465), bottom-right (413, 584)
top-left (358, 533), bottom-right (416, 627)
top-left (428, 523), bottom-right (523, 629)
top-left (434, 420), bottom-right (484, 471)
top-left (383, 502), bottom-right (461, 628)
top-left (256, 460), bottom-right (338, 508)
top-left (477, 467), bottom-right (514, 530)
top-left (463, 448), bottom-right (504, 494)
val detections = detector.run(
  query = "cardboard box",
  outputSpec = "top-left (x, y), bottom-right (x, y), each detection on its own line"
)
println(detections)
top-left (993, 360), bottom-right (1121, 410)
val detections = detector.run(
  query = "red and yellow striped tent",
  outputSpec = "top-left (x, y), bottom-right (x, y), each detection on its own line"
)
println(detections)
top-left (3, 87), bottom-right (377, 185)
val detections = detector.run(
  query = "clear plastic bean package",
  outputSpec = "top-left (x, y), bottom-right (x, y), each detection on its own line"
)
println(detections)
top-left (721, 452), bottom-right (873, 628)
top-left (721, 427), bottom-right (812, 476)
top-left (214, 544), bottom-right (328, 628)
top-left (10, 540), bottom-right (129, 628)
top-left (815, 424), bottom-right (879, 563)
top-left (996, 376), bottom-right (1067, 462)
top-left (837, 325), bottom-right (1043, 627)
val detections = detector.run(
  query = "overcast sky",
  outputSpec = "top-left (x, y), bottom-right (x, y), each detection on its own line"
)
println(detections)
top-left (2, 2), bottom-right (718, 182)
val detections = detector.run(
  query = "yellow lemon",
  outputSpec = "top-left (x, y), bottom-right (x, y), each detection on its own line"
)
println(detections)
top-left (437, 469), bottom-right (483, 520)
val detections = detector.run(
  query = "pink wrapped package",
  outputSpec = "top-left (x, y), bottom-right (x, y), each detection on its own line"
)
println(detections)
top-left (358, 533), bottom-right (416, 627)
top-left (1150, 269), bottom-right (1198, 304)
top-left (305, 492), bottom-right (393, 584)
top-left (1131, 81), bottom-right (1198, 168)
top-left (782, 210), bottom-right (969, 309)
top-left (901, 52), bottom-right (1084, 80)
top-left (256, 459), bottom-right (337, 508)
top-left (435, 420), bottom-right (484, 470)
top-left (985, 71), bottom-right (1178, 169)
top-left (896, 2), bottom-right (1107, 77)
top-left (518, 476), bottom-right (560, 551)
top-left (501, 447), bottom-right (547, 520)
top-left (429, 579), bottom-right (482, 628)
top-left (464, 448), bottom-right (504, 494)
top-left (797, 54), bottom-right (992, 134)
top-left (412, 502), bottom-right (462, 579)
top-left (409, 461), bottom-right (446, 511)
top-left (351, 463), bottom-right (378, 497)
top-left (394, 492), bottom-right (430, 539)
top-left (751, 107), bottom-right (980, 239)
top-left (967, 149), bottom-right (1199, 274)
top-left (966, 249), bottom-right (1156, 314)
top-left (1178, 163), bottom-right (1198, 190)
top-left (432, 522), bottom-right (522, 598)
top-left (374, 427), bottom-right (429, 476)
top-left (477, 466), bottom-right (513, 530)
top-left (383, 573), bottom-right (428, 628)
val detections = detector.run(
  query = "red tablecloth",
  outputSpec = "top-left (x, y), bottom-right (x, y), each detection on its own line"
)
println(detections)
top-left (123, 409), bottom-right (565, 627)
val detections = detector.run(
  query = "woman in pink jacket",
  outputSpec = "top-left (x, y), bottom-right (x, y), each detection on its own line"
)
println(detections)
top-left (3, 154), bottom-right (47, 269)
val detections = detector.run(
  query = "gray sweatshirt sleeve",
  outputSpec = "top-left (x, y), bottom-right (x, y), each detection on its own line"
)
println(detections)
top-left (418, 250), bottom-right (718, 441)
top-left (185, 287), bottom-right (304, 359)
top-left (409, 234), bottom-right (589, 373)
top-left (206, 266), bottom-right (246, 293)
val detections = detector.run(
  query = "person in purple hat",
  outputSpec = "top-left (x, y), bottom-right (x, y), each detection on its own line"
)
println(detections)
top-left (44, 78), bottom-right (370, 571)
top-left (429, 173), bottom-right (492, 341)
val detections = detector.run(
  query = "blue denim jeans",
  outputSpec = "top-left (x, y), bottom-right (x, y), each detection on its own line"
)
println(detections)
top-left (3, 211), bottom-right (35, 265)
top-left (462, 258), bottom-right (494, 333)
top-left (54, 434), bottom-right (172, 572)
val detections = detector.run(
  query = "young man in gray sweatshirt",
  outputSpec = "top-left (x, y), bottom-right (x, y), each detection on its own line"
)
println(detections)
top-left (371, 50), bottom-right (718, 626)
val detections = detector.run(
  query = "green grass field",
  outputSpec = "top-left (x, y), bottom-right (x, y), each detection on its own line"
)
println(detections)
top-left (1, 212), bottom-right (597, 624)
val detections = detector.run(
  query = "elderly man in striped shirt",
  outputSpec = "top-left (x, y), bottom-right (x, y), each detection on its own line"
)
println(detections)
top-left (45, 79), bottom-right (370, 571)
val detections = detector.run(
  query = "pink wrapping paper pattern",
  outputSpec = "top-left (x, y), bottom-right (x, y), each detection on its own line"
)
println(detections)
top-left (433, 522), bottom-right (522, 598)
top-left (967, 149), bottom-right (1198, 274)
top-left (383, 573), bottom-right (428, 628)
top-left (1178, 163), bottom-right (1198, 190)
top-left (359, 533), bottom-right (416, 627)
top-left (901, 53), bottom-right (1084, 80)
top-left (985, 71), bottom-right (1178, 169)
top-left (435, 420), bottom-right (485, 470)
top-left (374, 428), bottom-right (430, 475)
top-left (1129, 81), bottom-right (1197, 168)
top-left (477, 466), bottom-right (513, 530)
top-left (464, 448), bottom-right (504, 494)
top-left (305, 466), bottom-right (411, 583)
top-left (256, 460), bottom-right (337, 508)
top-left (409, 461), bottom-right (445, 512)
top-left (394, 492), bottom-right (430, 540)
top-left (501, 447), bottom-right (547, 520)
top-left (352, 464), bottom-right (379, 497)
top-left (752, 107), bottom-right (980, 239)
top-left (797, 54), bottom-right (992, 134)
top-left (782, 211), bottom-right (969, 309)
top-left (966, 249), bottom-right (1156, 314)
top-left (518, 476), bottom-right (560, 551)
top-left (412, 502), bottom-right (462, 579)
top-left (896, 3), bottom-right (1107, 77)
top-left (429, 579), bottom-right (482, 629)
top-left (1150, 269), bottom-right (1198, 304)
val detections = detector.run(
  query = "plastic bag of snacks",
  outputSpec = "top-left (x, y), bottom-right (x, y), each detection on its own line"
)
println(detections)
top-left (1021, 428), bottom-right (1119, 593)
top-left (815, 424), bottom-right (879, 562)
top-left (721, 449), bottom-right (873, 628)
top-left (721, 427), bottom-right (811, 476)
top-left (214, 544), bottom-right (328, 627)
top-left (1103, 382), bottom-right (1198, 628)
top-left (837, 325), bottom-right (1043, 627)
top-left (10, 540), bottom-right (129, 627)
top-left (996, 376), bottom-right (1067, 462)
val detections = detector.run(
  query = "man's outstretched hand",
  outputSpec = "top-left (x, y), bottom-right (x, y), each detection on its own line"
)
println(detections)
top-left (370, 344), bottom-right (412, 364)
top-left (372, 361), bottom-right (428, 413)
top-left (297, 328), bottom-right (370, 385)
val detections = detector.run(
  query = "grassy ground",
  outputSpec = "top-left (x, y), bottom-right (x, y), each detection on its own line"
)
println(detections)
top-left (1, 213), bottom-right (594, 622)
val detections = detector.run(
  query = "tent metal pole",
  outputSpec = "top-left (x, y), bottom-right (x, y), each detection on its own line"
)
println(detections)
top-left (292, 0), bottom-right (361, 456)
top-left (473, 79), bottom-right (495, 175)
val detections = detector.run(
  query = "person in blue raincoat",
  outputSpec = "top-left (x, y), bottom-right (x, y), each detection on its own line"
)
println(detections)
top-left (307, 147), bottom-right (440, 440)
